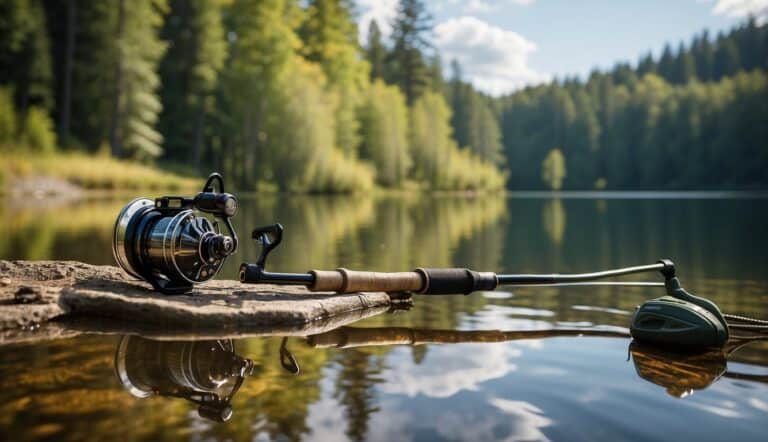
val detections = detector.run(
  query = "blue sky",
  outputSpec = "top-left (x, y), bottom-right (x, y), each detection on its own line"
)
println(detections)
top-left (355, 0), bottom-right (768, 94)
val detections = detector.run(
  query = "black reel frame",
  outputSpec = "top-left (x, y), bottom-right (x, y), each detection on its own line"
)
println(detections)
top-left (114, 173), bottom-right (239, 294)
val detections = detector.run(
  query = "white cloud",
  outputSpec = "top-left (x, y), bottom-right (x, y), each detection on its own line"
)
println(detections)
top-left (440, 0), bottom-right (539, 15)
top-left (435, 16), bottom-right (550, 94)
top-left (711, 0), bottom-right (768, 23)
top-left (464, 0), bottom-right (495, 13)
top-left (356, 0), bottom-right (399, 43)
top-left (378, 342), bottom-right (521, 398)
top-left (490, 398), bottom-right (555, 442)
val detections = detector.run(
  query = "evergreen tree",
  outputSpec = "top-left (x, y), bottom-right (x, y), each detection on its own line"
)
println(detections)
top-left (467, 92), bottom-right (503, 165)
top-left (365, 19), bottom-right (387, 81)
top-left (674, 42), bottom-right (696, 83)
top-left (68, 1), bottom-right (117, 150)
top-left (389, 0), bottom-right (432, 104)
top-left (637, 53), bottom-right (656, 76)
top-left (714, 37), bottom-right (741, 79)
top-left (448, 60), bottom-right (502, 165)
top-left (694, 31), bottom-right (714, 81)
top-left (0, 0), bottom-right (52, 114)
top-left (110, 0), bottom-right (168, 159)
top-left (158, 0), bottom-right (227, 166)
top-left (449, 59), bottom-right (470, 148)
top-left (657, 44), bottom-right (675, 81)
top-left (427, 54), bottom-right (444, 93)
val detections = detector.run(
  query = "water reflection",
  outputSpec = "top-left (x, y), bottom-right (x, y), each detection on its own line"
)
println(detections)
top-left (115, 336), bottom-right (253, 422)
top-left (103, 326), bottom-right (768, 441)
top-left (3, 193), bottom-right (768, 440)
top-left (630, 340), bottom-right (768, 398)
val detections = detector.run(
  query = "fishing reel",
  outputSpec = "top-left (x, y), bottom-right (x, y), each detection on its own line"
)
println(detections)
top-left (112, 173), bottom-right (238, 294)
top-left (114, 336), bottom-right (253, 422)
top-left (629, 261), bottom-right (730, 348)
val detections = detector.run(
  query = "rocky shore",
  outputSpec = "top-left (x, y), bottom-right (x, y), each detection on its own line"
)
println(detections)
top-left (0, 260), bottom-right (408, 343)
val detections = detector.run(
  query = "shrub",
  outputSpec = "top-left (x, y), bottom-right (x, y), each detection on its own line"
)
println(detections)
top-left (22, 107), bottom-right (57, 153)
top-left (0, 87), bottom-right (16, 146)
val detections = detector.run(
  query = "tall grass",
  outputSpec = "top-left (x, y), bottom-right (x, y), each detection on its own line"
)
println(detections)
top-left (2, 151), bottom-right (199, 193)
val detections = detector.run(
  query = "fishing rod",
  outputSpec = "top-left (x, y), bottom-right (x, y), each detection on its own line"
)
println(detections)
top-left (238, 223), bottom-right (736, 349)
top-left (239, 224), bottom-right (674, 293)
top-left (111, 173), bottom-right (766, 351)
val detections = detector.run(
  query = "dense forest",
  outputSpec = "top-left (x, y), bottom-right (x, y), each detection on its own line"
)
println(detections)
top-left (0, 0), bottom-right (766, 191)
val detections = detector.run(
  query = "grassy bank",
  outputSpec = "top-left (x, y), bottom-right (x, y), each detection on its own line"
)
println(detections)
top-left (1, 151), bottom-right (200, 193)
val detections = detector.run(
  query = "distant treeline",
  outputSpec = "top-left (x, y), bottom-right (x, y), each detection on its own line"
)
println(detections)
top-left (0, 1), bottom-right (766, 191)
top-left (499, 19), bottom-right (768, 190)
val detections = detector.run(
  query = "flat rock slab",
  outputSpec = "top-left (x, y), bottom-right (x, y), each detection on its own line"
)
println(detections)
top-left (0, 261), bottom-right (409, 336)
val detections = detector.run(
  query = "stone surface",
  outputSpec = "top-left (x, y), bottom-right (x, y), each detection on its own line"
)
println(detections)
top-left (0, 260), bottom-right (408, 339)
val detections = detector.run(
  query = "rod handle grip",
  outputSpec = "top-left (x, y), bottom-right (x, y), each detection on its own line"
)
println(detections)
top-left (309, 269), bottom-right (425, 293)
top-left (306, 268), bottom-right (498, 294)
top-left (416, 268), bottom-right (498, 294)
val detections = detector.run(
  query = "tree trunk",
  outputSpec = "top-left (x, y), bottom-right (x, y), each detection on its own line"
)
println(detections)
top-left (59, 0), bottom-right (76, 147)
top-left (192, 101), bottom-right (205, 170)
top-left (109, 0), bottom-right (126, 158)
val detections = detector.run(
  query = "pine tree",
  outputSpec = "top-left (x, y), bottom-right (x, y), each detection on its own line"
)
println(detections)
top-left (694, 31), bottom-right (714, 81)
top-left (389, 0), bottom-right (432, 104)
top-left (365, 19), bottom-right (387, 81)
top-left (674, 42), bottom-right (696, 83)
top-left (158, 0), bottom-right (227, 166)
top-left (65, 1), bottom-right (117, 150)
top-left (657, 44), bottom-right (675, 82)
top-left (449, 59), bottom-right (470, 148)
top-left (110, 0), bottom-right (168, 159)
top-left (714, 35), bottom-right (741, 79)
top-left (0, 0), bottom-right (52, 114)
top-left (637, 53), bottom-right (656, 77)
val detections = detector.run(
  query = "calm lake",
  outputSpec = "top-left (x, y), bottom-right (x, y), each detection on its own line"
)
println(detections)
top-left (1, 193), bottom-right (767, 441)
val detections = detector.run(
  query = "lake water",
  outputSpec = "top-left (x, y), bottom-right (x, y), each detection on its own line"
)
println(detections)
top-left (1, 193), bottom-right (767, 441)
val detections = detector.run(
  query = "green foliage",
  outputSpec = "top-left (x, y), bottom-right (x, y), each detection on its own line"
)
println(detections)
top-left (365, 20), bottom-right (386, 81)
top-left (389, 0), bottom-right (432, 104)
top-left (359, 80), bottom-right (410, 187)
top-left (21, 106), bottom-right (55, 153)
top-left (300, 0), bottom-right (368, 156)
top-left (2, 1), bottom-right (764, 193)
top-left (221, 0), bottom-right (373, 192)
top-left (2, 150), bottom-right (198, 191)
top-left (541, 148), bottom-right (566, 190)
top-left (270, 60), bottom-right (374, 193)
top-left (158, 0), bottom-right (227, 165)
top-left (501, 18), bottom-right (768, 190)
top-left (410, 91), bottom-right (505, 190)
top-left (112, 0), bottom-right (168, 159)
top-left (448, 72), bottom-right (504, 165)
top-left (0, 87), bottom-right (16, 145)
top-left (503, 69), bottom-right (768, 189)
top-left (0, 0), bottom-right (52, 112)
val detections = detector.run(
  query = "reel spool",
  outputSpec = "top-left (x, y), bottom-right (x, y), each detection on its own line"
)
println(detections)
top-left (112, 173), bottom-right (238, 294)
